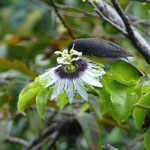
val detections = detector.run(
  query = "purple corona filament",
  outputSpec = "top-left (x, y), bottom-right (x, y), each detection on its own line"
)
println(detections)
top-left (55, 59), bottom-right (88, 79)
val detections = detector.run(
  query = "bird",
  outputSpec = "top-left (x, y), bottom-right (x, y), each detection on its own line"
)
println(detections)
top-left (68, 38), bottom-right (133, 63)
top-left (68, 38), bottom-right (143, 76)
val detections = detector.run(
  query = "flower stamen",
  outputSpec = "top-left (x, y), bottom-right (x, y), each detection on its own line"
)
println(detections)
top-left (55, 49), bottom-right (82, 65)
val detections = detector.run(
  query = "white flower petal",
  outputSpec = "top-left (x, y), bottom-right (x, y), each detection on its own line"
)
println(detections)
top-left (39, 68), bottom-right (59, 87)
top-left (39, 57), bottom-right (105, 103)
top-left (84, 58), bottom-right (103, 69)
top-left (73, 79), bottom-right (88, 101)
top-left (87, 67), bottom-right (104, 75)
top-left (81, 71), bottom-right (103, 87)
top-left (44, 76), bottom-right (59, 88)
top-left (51, 80), bottom-right (65, 100)
top-left (86, 69), bottom-right (105, 78)
top-left (65, 80), bottom-right (74, 103)
top-left (40, 68), bottom-right (55, 78)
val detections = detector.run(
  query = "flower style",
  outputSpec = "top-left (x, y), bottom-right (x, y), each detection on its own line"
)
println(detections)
top-left (39, 49), bottom-right (105, 103)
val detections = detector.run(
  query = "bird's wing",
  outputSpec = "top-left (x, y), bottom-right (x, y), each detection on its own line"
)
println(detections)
top-left (68, 38), bottom-right (133, 58)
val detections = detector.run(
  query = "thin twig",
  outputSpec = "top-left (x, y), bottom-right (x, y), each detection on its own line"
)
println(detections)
top-left (133, 24), bottom-right (150, 36)
top-left (111, 0), bottom-right (150, 64)
top-left (133, 19), bottom-right (150, 26)
top-left (4, 136), bottom-right (28, 146)
top-left (31, 136), bottom-right (52, 150)
top-left (54, 3), bottom-right (98, 17)
top-left (87, 0), bottom-right (128, 35)
top-left (25, 118), bottom-right (74, 150)
top-left (32, 0), bottom-right (98, 18)
top-left (49, 0), bottom-right (75, 39)
top-left (132, 0), bottom-right (150, 2)
top-left (124, 134), bottom-right (145, 150)
top-left (103, 144), bottom-right (119, 150)
top-left (38, 112), bottom-right (56, 135)
top-left (135, 104), bottom-right (150, 110)
top-left (24, 123), bottom-right (58, 150)
top-left (31, 130), bottom-right (60, 150)
top-left (46, 131), bottom-right (60, 150)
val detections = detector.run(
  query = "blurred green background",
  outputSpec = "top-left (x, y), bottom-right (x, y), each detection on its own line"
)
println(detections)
top-left (0, 0), bottom-right (150, 149)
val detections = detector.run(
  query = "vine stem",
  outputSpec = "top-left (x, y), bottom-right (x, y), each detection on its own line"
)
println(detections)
top-left (49, 0), bottom-right (75, 39)
top-left (135, 104), bottom-right (150, 110)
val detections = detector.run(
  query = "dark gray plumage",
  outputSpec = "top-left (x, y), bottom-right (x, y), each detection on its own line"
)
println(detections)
top-left (68, 38), bottom-right (144, 76)
top-left (68, 38), bottom-right (133, 58)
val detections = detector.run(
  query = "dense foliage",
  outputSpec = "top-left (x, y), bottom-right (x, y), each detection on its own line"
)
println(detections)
top-left (0, 0), bottom-right (150, 150)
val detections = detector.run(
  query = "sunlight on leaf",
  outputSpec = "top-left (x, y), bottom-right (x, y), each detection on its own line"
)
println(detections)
top-left (107, 60), bottom-right (141, 85)
top-left (142, 84), bottom-right (150, 93)
top-left (18, 82), bottom-right (42, 114)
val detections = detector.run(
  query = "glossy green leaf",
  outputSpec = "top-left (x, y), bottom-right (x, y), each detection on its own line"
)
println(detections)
top-left (133, 94), bottom-right (150, 127)
top-left (107, 60), bottom-right (141, 85)
top-left (36, 88), bottom-right (52, 118)
top-left (18, 82), bottom-right (42, 114)
top-left (142, 84), bottom-right (150, 93)
top-left (76, 113), bottom-right (100, 149)
top-left (144, 128), bottom-right (150, 150)
top-left (109, 81), bottom-right (142, 124)
top-left (0, 58), bottom-right (36, 77)
top-left (97, 79), bottom-right (111, 115)
top-left (88, 94), bottom-right (102, 118)
top-left (57, 92), bottom-right (69, 109)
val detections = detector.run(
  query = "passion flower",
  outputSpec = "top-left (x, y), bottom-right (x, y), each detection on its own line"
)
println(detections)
top-left (39, 49), bottom-right (105, 102)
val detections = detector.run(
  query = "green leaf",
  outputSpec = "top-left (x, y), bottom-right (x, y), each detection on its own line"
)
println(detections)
top-left (106, 127), bottom-right (122, 144)
top-left (0, 58), bottom-right (36, 77)
top-left (57, 92), bottom-right (69, 109)
top-left (36, 88), bottom-right (52, 119)
top-left (76, 113), bottom-right (100, 149)
top-left (145, 128), bottom-right (150, 150)
top-left (79, 103), bottom-right (90, 113)
top-left (142, 84), bottom-right (150, 93)
top-left (107, 60), bottom-right (141, 85)
top-left (109, 81), bottom-right (142, 124)
top-left (97, 79), bottom-right (111, 115)
top-left (34, 77), bottom-right (40, 82)
top-left (88, 94), bottom-right (102, 118)
top-left (17, 82), bottom-right (42, 114)
top-left (133, 94), bottom-right (150, 127)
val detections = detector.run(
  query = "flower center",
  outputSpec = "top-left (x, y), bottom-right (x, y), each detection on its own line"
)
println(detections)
top-left (64, 63), bottom-right (79, 72)
top-left (55, 59), bottom-right (87, 79)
